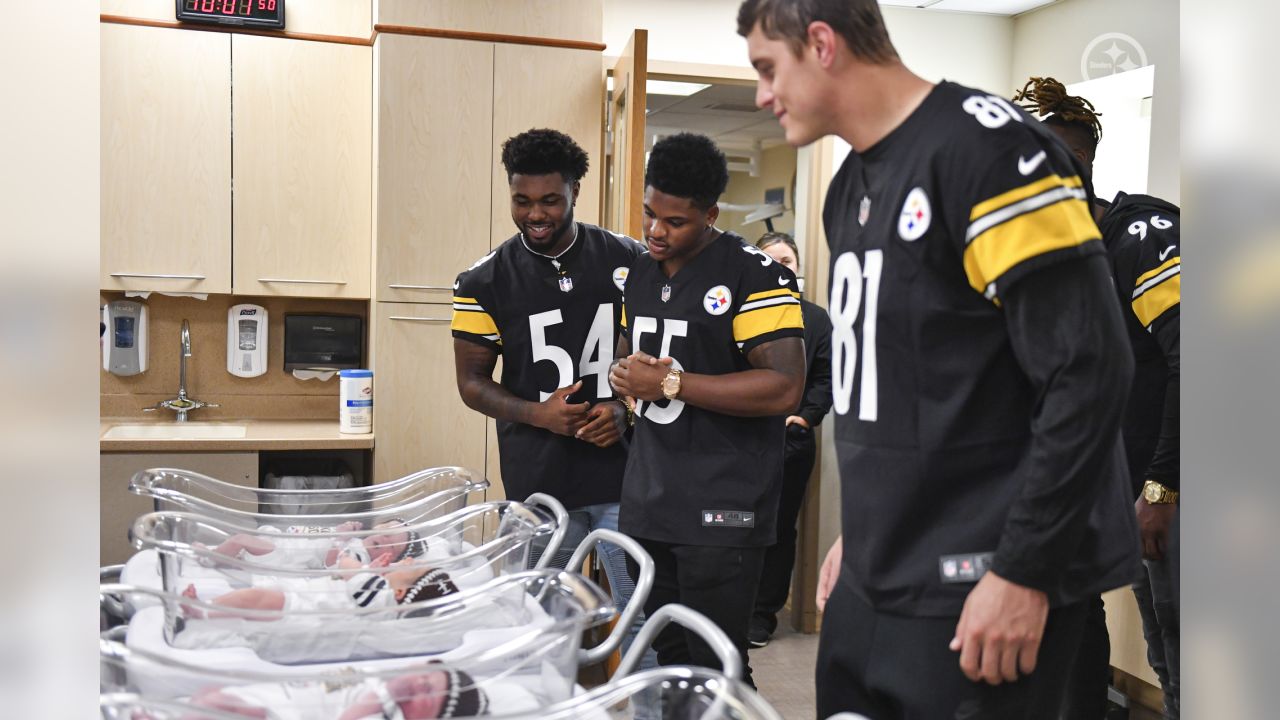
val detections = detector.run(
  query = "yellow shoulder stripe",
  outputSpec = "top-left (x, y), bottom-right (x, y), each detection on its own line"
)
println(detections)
top-left (1133, 275), bottom-right (1180, 327)
top-left (451, 309), bottom-right (500, 338)
top-left (970, 174), bottom-right (1085, 222)
top-left (1135, 256), bottom-right (1180, 288)
top-left (453, 296), bottom-right (480, 306)
top-left (733, 303), bottom-right (803, 343)
top-left (963, 197), bottom-right (1099, 295)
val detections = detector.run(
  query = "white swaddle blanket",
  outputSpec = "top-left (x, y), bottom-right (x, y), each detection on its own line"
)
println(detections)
top-left (192, 676), bottom-right (542, 719)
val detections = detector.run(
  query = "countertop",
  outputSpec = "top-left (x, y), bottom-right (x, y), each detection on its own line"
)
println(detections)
top-left (99, 418), bottom-right (375, 452)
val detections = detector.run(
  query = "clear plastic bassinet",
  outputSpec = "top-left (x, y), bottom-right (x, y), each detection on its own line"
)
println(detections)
top-left (130, 466), bottom-right (488, 528)
top-left (100, 604), bottom-right (781, 720)
top-left (101, 528), bottom-right (651, 678)
top-left (120, 493), bottom-right (570, 599)
top-left (100, 566), bottom-right (624, 701)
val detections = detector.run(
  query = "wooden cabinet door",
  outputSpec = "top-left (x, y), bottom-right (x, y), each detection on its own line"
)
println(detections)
top-left (490, 44), bottom-right (604, 249)
top-left (100, 451), bottom-right (257, 566)
top-left (101, 24), bottom-right (231, 294)
top-left (232, 35), bottom-right (372, 299)
top-left (375, 35), bottom-right (493, 304)
top-left (371, 303), bottom-right (486, 484)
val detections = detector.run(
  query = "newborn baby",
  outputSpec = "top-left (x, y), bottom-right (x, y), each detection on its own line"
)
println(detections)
top-left (202, 518), bottom-right (429, 571)
top-left (186, 668), bottom-right (490, 719)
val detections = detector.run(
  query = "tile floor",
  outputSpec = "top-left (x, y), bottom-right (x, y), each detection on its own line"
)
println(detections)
top-left (750, 615), bottom-right (820, 720)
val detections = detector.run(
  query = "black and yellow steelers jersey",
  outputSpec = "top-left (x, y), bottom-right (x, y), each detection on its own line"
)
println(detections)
top-left (451, 223), bottom-right (646, 508)
top-left (618, 231), bottom-right (804, 547)
top-left (824, 81), bottom-right (1138, 615)
top-left (1098, 192), bottom-right (1181, 493)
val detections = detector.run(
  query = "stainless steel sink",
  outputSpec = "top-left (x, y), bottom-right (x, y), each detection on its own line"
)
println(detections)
top-left (102, 424), bottom-right (247, 440)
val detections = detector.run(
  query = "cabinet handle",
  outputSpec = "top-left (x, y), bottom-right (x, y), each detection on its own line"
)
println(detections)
top-left (109, 272), bottom-right (206, 280)
top-left (388, 284), bottom-right (453, 290)
top-left (258, 278), bottom-right (348, 285)
top-left (389, 316), bottom-right (450, 323)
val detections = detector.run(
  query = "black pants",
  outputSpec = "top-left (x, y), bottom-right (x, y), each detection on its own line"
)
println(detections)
top-left (752, 425), bottom-right (817, 634)
top-left (816, 582), bottom-right (1087, 719)
top-left (1060, 595), bottom-right (1111, 719)
top-left (626, 538), bottom-right (766, 688)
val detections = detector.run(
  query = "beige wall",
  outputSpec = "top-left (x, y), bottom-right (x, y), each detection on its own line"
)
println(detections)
top-left (1011, 0), bottom-right (1180, 203)
top-left (720, 144), bottom-right (798, 242)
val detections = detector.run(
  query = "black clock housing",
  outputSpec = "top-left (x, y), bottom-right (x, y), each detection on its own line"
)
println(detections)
top-left (176, 0), bottom-right (285, 30)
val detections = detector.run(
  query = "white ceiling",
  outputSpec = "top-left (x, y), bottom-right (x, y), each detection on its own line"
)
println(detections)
top-left (642, 0), bottom-right (1060, 150)
top-left (645, 83), bottom-right (784, 150)
top-left (878, 0), bottom-right (1057, 14)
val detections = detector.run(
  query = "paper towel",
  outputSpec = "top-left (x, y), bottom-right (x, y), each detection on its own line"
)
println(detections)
top-left (292, 369), bottom-right (336, 381)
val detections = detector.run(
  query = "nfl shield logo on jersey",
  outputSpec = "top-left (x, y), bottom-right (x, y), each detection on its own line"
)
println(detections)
top-left (898, 187), bottom-right (931, 242)
top-left (661, 284), bottom-right (672, 303)
top-left (703, 285), bottom-right (732, 315)
top-left (558, 276), bottom-right (574, 293)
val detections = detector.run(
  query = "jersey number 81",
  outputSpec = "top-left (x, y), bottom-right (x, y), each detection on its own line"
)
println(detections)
top-left (830, 250), bottom-right (883, 421)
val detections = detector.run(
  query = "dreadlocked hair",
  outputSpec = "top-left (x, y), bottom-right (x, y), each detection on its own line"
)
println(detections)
top-left (1012, 76), bottom-right (1103, 155)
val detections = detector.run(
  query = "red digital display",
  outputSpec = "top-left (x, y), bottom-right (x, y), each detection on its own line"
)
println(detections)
top-left (176, 0), bottom-right (284, 29)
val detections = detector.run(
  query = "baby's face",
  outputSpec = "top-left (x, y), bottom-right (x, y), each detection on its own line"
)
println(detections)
top-left (388, 671), bottom-right (450, 719)
top-left (364, 521), bottom-right (411, 561)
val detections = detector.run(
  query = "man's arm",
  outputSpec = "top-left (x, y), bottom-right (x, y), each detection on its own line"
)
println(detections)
top-left (797, 308), bottom-right (833, 428)
top-left (452, 339), bottom-right (589, 437)
top-left (1135, 313), bottom-right (1179, 560)
top-left (610, 336), bottom-right (806, 417)
top-left (953, 254), bottom-right (1134, 685)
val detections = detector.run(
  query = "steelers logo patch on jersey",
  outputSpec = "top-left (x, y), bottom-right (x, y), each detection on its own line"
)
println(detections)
top-left (703, 285), bottom-right (733, 315)
top-left (612, 266), bottom-right (629, 292)
top-left (898, 187), bottom-right (931, 242)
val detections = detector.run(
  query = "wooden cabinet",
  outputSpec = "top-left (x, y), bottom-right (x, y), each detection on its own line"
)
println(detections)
top-left (101, 24), bottom-right (232, 294)
top-left (375, 35), bottom-right (493, 303)
top-left (232, 34), bottom-right (372, 299)
top-left (489, 44), bottom-right (604, 248)
top-left (371, 303), bottom-right (487, 484)
top-left (100, 451), bottom-right (257, 566)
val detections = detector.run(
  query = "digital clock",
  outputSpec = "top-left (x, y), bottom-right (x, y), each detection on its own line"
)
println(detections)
top-left (176, 0), bottom-right (285, 30)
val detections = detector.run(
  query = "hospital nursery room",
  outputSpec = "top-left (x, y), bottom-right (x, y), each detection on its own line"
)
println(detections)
top-left (95, 0), bottom-right (1181, 718)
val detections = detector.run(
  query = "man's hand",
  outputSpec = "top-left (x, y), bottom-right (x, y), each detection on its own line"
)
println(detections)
top-left (1136, 496), bottom-right (1176, 561)
top-left (817, 536), bottom-right (842, 611)
top-left (785, 415), bottom-right (810, 428)
top-left (951, 571), bottom-right (1049, 685)
top-left (531, 380), bottom-right (591, 436)
top-left (609, 352), bottom-right (672, 402)
top-left (576, 400), bottom-right (628, 448)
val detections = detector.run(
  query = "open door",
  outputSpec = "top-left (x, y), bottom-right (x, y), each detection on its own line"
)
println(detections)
top-left (605, 30), bottom-right (647, 240)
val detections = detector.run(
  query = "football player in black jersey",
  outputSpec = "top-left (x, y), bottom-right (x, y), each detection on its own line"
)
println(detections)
top-left (450, 129), bottom-right (656, 701)
top-left (740, 1), bottom-right (1141, 717)
top-left (1016, 76), bottom-right (1181, 720)
top-left (608, 133), bottom-right (806, 687)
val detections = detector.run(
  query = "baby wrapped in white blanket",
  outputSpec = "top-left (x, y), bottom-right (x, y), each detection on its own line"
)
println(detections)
top-left (187, 667), bottom-right (542, 719)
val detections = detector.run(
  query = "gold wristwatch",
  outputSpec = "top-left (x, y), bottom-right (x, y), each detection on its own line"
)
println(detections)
top-left (661, 369), bottom-right (683, 400)
top-left (1142, 479), bottom-right (1179, 504)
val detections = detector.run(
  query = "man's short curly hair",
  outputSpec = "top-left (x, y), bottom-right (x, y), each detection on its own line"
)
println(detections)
top-left (500, 128), bottom-right (590, 183)
top-left (645, 133), bottom-right (729, 211)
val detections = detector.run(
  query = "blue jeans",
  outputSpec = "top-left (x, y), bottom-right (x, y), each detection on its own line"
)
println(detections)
top-left (531, 502), bottom-right (659, 719)
top-left (1133, 511), bottom-right (1180, 719)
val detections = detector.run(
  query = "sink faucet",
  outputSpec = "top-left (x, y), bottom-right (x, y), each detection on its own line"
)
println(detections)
top-left (145, 319), bottom-right (219, 422)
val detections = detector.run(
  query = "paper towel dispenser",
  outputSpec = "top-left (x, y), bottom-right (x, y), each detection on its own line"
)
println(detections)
top-left (283, 314), bottom-right (363, 371)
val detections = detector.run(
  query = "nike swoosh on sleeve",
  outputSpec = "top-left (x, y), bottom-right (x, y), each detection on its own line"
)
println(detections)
top-left (777, 275), bottom-right (790, 285)
top-left (1017, 150), bottom-right (1048, 176)
top-left (1159, 246), bottom-right (1176, 261)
